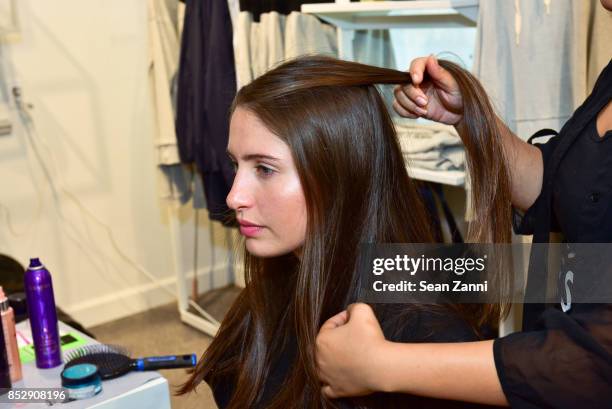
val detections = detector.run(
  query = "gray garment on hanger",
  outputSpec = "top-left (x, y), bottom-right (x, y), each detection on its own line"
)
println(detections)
top-left (396, 123), bottom-right (465, 171)
top-left (473, 0), bottom-right (587, 139)
top-left (149, 0), bottom-right (209, 207)
top-left (285, 11), bottom-right (337, 59)
top-left (353, 29), bottom-right (396, 113)
top-left (149, 0), bottom-right (192, 202)
top-left (233, 10), bottom-right (337, 89)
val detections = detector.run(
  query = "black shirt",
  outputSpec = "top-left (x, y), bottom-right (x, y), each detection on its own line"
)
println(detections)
top-left (553, 118), bottom-right (612, 242)
top-left (495, 60), bottom-right (612, 409)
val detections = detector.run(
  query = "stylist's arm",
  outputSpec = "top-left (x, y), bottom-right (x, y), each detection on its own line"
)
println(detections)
top-left (316, 303), bottom-right (508, 406)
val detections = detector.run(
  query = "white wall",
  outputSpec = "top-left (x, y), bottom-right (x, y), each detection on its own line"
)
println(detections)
top-left (0, 0), bottom-right (234, 327)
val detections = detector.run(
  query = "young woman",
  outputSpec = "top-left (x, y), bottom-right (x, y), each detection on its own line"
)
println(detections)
top-left (179, 55), bottom-right (513, 408)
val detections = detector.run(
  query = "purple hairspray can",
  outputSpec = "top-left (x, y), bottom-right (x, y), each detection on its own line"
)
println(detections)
top-left (24, 258), bottom-right (62, 368)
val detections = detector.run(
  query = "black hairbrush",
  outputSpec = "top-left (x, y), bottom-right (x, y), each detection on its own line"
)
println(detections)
top-left (63, 344), bottom-right (197, 380)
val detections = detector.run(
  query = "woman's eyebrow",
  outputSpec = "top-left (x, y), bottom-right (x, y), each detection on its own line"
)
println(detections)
top-left (226, 150), bottom-right (280, 162)
top-left (243, 153), bottom-right (280, 162)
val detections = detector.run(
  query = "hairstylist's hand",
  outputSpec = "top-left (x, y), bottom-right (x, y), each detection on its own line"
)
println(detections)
top-left (393, 54), bottom-right (463, 125)
top-left (316, 303), bottom-right (390, 399)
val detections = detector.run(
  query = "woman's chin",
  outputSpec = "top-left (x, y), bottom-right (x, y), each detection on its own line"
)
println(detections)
top-left (245, 240), bottom-right (299, 258)
top-left (245, 241), bottom-right (276, 258)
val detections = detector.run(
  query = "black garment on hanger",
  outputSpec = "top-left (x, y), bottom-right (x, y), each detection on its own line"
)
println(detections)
top-left (494, 60), bottom-right (612, 409)
top-left (419, 183), bottom-right (464, 243)
top-left (239, 0), bottom-right (330, 22)
top-left (176, 0), bottom-right (236, 223)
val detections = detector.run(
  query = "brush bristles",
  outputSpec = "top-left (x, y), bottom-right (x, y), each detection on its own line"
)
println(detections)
top-left (64, 344), bottom-right (130, 363)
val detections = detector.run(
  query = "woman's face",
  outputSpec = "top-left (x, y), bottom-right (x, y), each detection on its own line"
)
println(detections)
top-left (226, 107), bottom-right (307, 258)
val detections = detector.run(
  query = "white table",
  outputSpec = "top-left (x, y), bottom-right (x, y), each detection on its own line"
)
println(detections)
top-left (2, 321), bottom-right (172, 409)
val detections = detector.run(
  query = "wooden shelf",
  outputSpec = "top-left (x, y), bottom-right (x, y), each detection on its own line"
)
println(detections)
top-left (301, 1), bottom-right (478, 30)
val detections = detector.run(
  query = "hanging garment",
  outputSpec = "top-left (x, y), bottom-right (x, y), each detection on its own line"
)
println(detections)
top-left (149, 0), bottom-right (180, 166)
top-left (176, 0), bottom-right (237, 222)
top-left (353, 28), bottom-right (397, 111)
top-left (148, 0), bottom-right (193, 203)
top-left (226, 0), bottom-right (241, 87)
top-left (284, 11), bottom-right (337, 60)
top-left (233, 11), bottom-right (255, 89)
top-left (233, 1), bottom-right (394, 96)
top-left (473, 0), bottom-right (589, 139)
top-left (239, 0), bottom-right (328, 22)
top-left (234, 9), bottom-right (337, 90)
top-left (404, 147), bottom-right (465, 171)
top-left (227, 0), bottom-right (240, 28)
top-left (420, 183), bottom-right (464, 243)
top-left (251, 11), bottom-right (286, 80)
top-left (395, 123), bottom-right (465, 171)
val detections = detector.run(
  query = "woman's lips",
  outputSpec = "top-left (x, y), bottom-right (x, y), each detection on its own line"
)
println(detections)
top-left (239, 221), bottom-right (264, 237)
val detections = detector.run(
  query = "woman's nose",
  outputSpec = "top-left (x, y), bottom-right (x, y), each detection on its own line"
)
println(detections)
top-left (226, 174), bottom-right (251, 211)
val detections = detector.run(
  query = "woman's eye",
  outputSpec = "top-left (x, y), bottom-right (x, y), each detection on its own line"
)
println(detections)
top-left (230, 161), bottom-right (238, 172)
top-left (256, 165), bottom-right (275, 177)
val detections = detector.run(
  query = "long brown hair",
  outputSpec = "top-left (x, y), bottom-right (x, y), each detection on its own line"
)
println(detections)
top-left (179, 55), bottom-right (512, 408)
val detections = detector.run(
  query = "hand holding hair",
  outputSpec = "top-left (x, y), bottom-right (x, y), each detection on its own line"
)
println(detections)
top-left (316, 303), bottom-right (389, 399)
top-left (395, 54), bottom-right (544, 213)
top-left (316, 304), bottom-right (509, 406)
top-left (393, 54), bottom-right (464, 126)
